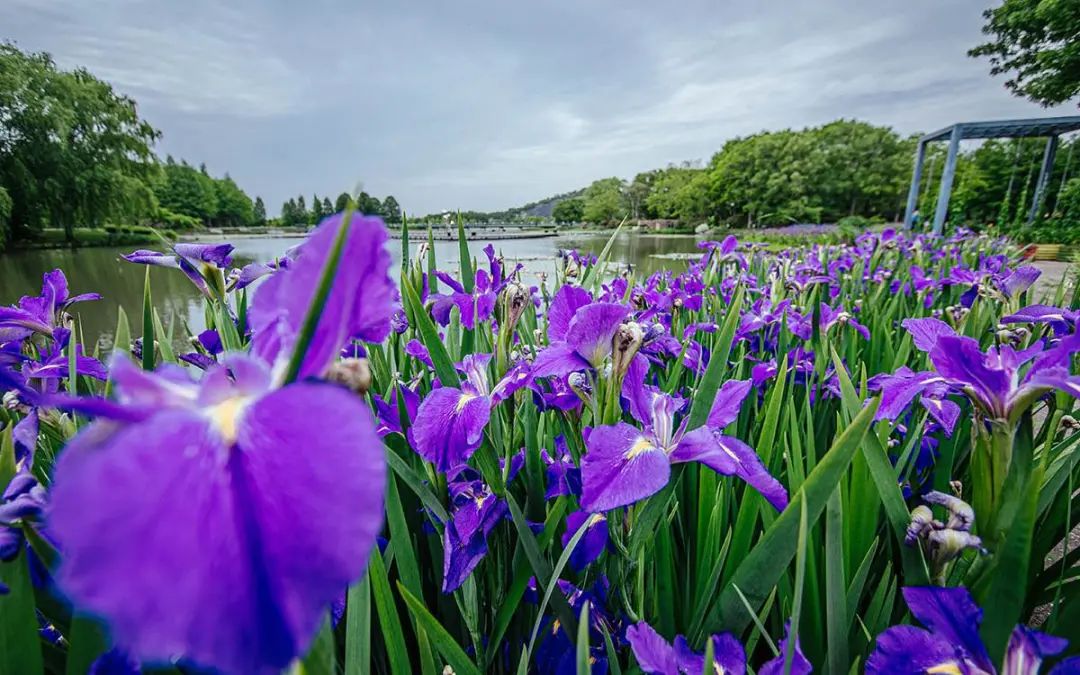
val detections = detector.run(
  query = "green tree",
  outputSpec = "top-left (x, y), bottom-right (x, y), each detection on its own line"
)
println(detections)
top-left (552, 197), bottom-right (585, 223)
top-left (214, 174), bottom-right (254, 227)
top-left (253, 196), bottom-right (266, 224)
top-left (155, 161), bottom-right (217, 223)
top-left (969, 0), bottom-right (1080, 106)
top-left (281, 198), bottom-right (298, 227)
top-left (296, 195), bottom-right (308, 224)
top-left (321, 196), bottom-right (333, 216)
top-left (646, 166), bottom-right (709, 223)
top-left (1056, 177), bottom-right (1080, 220)
top-left (311, 193), bottom-right (324, 222)
top-left (0, 186), bottom-right (11, 251)
top-left (356, 191), bottom-right (382, 216)
top-left (334, 192), bottom-right (351, 212)
top-left (382, 195), bottom-right (401, 222)
top-left (0, 43), bottom-right (160, 244)
top-left (582, 177), bottom-right (626, 225)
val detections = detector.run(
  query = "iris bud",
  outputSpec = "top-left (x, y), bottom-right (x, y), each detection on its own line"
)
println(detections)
top-left (326, 358), bottom-right (372, 394)
top-left (611, 321), bottom-right (644, 379)
top-left (500, 283), bottom-right (529, 330)
top-left (568, 372), bottom-right (592, 401)
top-left (924, 490), bottom-right (974, 531)
top-left (905, 505), bottom-right (935, 545)
top-left (927, 529), bottom-right (984, 563)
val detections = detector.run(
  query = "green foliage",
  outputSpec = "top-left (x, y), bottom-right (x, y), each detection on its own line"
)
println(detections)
top-left (152, 156), bottom-right (258, 228)
top-left (969, 0), bottom-right (1080, 106)
top-left (552, 197), bottom-right (585, 223)
top-left (312, 193), bottom-right (325, 222)
top-left (645, 165), bottom-right (711, 223)
top-left (707, 120), bottom-right (911, 227)
top-left (297, 195), bottom-right (309, 223)
top-left (0, 186), bottom-right (11, 251)
top-left (836, 215), bottom-right (873, 229)
top-left (253, 196), bottom-right (267, 225)
top-left (382, 195), bottom-right (401, 222)
top-left (213, 174), bottom-right (253, 227)
top-left (281, 198), bottom-right (301, 227)
top-left (1059, 177), bottom-right (1080, 219)
top-left (581, 177), bottom-right (626, 225)
top-left (153, 206), bottom-right (202, 231)
top-left (154, 160), bottom-right (216, 223)
top-left (0, 43), bottom-right (160, 246)
top-left (355, 191), bottom-right (383, 217)
top-left (334, 192), bottom-right (351, 213)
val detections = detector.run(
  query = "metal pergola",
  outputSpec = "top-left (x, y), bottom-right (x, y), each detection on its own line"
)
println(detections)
top-left (903, 115), bottom-right (1080, 234)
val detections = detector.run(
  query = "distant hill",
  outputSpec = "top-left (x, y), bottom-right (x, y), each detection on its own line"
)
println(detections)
top-left (504, 188), bottom-right (585, 219)
top-left (419, 188), bottom-right (585, 223)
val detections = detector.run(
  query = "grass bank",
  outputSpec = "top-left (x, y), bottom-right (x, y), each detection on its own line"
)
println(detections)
top-left (9, 226), bottom-right (178, 251)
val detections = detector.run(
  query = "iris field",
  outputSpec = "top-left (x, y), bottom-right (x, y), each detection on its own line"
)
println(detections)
top-left (2, 212), bottom-right (1080, 674)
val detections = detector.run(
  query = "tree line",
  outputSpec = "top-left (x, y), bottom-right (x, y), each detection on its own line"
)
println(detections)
top-left (548, 120), bottom-right (913, 227)
top-left (548, 121), bottom-right (1079, 232)
top-left (279, 191), bottom-right (401, 228)
top-left (0, 43), bottom-right (402, 250)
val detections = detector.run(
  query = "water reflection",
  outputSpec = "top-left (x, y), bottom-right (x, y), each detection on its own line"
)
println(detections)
top-left (0, 232), bottom-right (702, 351)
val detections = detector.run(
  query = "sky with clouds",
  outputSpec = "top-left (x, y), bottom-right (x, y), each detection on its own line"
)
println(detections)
top-left (1, 0), bottom-right (1069, 215)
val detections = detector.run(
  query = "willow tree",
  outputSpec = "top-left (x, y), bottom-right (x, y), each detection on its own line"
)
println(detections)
top-left (0, 43), bottom-right (160, 245)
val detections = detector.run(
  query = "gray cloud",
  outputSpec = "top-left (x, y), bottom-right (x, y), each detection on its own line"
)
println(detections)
top-left (1, 0), bottom-right (1069, 215)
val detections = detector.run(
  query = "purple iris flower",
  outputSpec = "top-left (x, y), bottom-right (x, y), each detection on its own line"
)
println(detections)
top-left (123, 243), bottom-right (235, 298)
top-left (18, 327), bottom-right (108, 391)
top-left (179, 329), bottom-right (225, 370)
top-left (562, 510), bottom-right (608, 571)
top-left (249, 214), bottom-right (396, 379)
top-left (1002, 305), bottom-right (1080, 336)
top-left (532, 577), bottom-right (615, 673)
top-left (373, 383), bottom-right (421, 436)
top-left (0, 269), bottom-right (100, 341)
top-left (868, 586), bottom-right (1080, 674)
top-left (870, 365), bottom-right (961, 436)
top-left (788, 304), bottom-right (869, 341)
top-left (411, 354), bottom-right (495, 473)
top-left (405, 339), bottom-right (435, 368)
top-left (532, 290), bottom-right (629, 378)
top-left (877, 318), bottom-right (1080, 423)
top-left (580, 378), bottom-right (788, 512)
top-left (542, 437), bottom-right (581, 499)
top-left (441, 471), bottom-right (507, 592)
top-left (627, 620), bottom-right (809, 675)
top-left (47, 213), bottom-right (393, 674)
top-left (429, 267), bottom-right (498, 329)
top-left (232, 257), bottom-right (290, 291)
top-left (411, 352), bottom-right (532, 473)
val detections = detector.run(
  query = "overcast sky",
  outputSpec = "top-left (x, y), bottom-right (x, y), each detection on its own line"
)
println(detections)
top-left (1, 0), bottom-right (1069, 215)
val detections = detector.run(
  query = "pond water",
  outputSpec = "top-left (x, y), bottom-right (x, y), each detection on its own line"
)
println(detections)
top-left (0, 231), bottom-right (707, 353)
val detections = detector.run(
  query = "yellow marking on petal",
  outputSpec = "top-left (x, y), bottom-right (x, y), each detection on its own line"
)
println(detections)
top-left (456, 392), bottom-right (477, 413)
top-left (206, 397), bottom-right (251, 444)
top-left (927, 663), bottom-right (963, 675)
top-left (624, 437), bottom-right (656, 460)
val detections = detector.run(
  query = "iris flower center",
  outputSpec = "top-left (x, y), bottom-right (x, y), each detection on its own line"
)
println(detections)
top-left (624, 437), bottom-right (656, 460)
top-left (456, 393), bottom-right (476, 413)
top-left (206, 396), bottom-right (252, 444)
top-left (926, 663), bottom-right (963, 675)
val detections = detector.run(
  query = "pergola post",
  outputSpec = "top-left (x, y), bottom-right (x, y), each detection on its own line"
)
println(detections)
top-left (903, 139), bottom-right (927, 230)
top-left (932, 125), bottom-right (962, 235)
top-left (1027, 134), bottom-right (1060, 224)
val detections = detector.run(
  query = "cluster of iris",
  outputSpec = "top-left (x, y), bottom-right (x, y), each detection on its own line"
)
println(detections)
top-left (1, 213), bottom-right (1079, 674)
